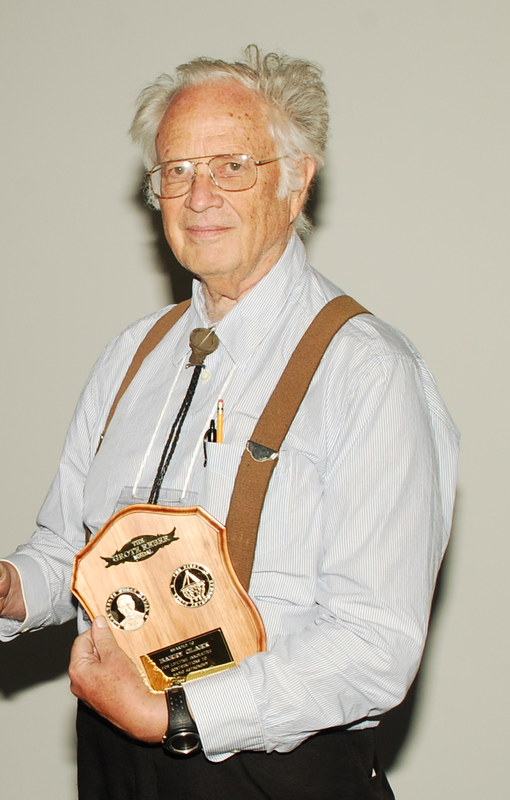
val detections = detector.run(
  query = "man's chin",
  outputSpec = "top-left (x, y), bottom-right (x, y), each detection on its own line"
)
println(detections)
top-left (188, 261), bottom-right (240, 282)
top-left (180, 243), bottom-right (240, 279)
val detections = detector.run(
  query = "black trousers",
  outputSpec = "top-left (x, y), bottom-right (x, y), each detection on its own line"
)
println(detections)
top-left (77, 702), bottom-right (395, 800)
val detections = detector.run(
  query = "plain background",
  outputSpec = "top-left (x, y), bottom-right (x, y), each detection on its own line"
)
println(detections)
top-left (0, 1), bottom-right (507, 797)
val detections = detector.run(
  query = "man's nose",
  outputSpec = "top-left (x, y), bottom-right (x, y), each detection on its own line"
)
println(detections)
top-left (185, 163), bottom-right (223, 211)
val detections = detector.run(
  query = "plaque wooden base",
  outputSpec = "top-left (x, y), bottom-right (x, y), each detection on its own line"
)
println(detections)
top-left (71, 505), bottom-right (266, 691)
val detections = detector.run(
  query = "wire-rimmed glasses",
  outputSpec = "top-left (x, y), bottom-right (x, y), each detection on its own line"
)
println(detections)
top-left (147, 154), bottom-right (283, 199)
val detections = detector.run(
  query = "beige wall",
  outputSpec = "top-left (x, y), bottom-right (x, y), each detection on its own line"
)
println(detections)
top-left (0, 1), bottom-right (507, 797)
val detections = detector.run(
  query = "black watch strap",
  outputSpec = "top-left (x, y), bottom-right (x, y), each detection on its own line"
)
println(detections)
top-left (162, 684), bottom-right (201, 756)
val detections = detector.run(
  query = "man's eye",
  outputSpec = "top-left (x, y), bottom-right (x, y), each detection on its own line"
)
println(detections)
top-left (169, 164), bottom-right (188, 178)
top-left (216, 160), bottom-right (247, 178)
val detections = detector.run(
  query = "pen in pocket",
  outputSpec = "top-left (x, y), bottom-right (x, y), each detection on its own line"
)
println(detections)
top-left (203, 419), bottom-right (216, 466)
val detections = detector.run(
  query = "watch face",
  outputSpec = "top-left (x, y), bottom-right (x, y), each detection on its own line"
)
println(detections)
top-left (169, 731), bottom-right (201, 755)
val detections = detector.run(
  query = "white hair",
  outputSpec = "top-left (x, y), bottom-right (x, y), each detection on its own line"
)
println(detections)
top-left (130, 45), bottom-right (329, 236)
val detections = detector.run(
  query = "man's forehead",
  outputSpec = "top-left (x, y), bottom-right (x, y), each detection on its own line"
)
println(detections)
top-left (156, 80), bottom-right (274, 160)
top-left (168, 80), bottom-right (267, 118)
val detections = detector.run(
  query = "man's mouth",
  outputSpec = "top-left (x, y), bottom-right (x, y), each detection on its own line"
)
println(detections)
top-left (185, 225), bottom-right (231, 240)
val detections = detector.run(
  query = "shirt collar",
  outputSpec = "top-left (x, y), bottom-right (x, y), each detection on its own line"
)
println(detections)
top-left (171, 232), bottom-right (307, 368)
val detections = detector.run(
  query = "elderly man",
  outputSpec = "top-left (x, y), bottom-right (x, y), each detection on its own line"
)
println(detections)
top-left (0, 47), bottom-right (458, 799)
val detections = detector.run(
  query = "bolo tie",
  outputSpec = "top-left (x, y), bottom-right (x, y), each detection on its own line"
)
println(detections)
top-left (147, 327), bottom-right (219, 505)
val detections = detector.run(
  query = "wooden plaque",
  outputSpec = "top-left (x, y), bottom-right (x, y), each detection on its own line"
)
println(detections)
top-left (71, 505), bottom-right (266, 690)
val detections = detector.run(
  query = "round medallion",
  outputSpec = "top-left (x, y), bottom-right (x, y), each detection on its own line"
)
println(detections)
top-left (170, 564), bottom-right (214, 608)
top-left (105, 587), bottom-right (150, 631)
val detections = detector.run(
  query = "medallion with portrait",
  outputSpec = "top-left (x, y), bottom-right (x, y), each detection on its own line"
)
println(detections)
top-left (106, 587), bottom-right (150, 632)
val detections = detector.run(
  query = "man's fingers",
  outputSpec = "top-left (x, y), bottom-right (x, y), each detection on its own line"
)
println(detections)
top-left (0, 561), bottom-right (26, 620)
top-left (0, 563), bottom-right (10, 615)
top-left (0, 561), bottom-right (11, 593)
top-left (69, 627), bottom-right (102, 699)
top-left (70, 627), bottom-right (97, 664)
top-left (70, 617), bottom-right (115, 664)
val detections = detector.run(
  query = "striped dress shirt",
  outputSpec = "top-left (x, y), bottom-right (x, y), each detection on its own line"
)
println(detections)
top-left (1, 233), bottom-right (459, 761)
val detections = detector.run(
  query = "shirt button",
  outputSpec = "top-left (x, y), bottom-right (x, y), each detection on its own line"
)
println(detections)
top-left (200, 369), bottom-right (211, 381)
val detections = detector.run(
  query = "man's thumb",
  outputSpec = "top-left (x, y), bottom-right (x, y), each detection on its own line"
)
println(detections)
top-left (91, 615), bottom-right (117, 655)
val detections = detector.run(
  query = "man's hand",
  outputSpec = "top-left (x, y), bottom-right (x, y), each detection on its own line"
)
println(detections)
top-left (69, 616), bottom-right (167, 743)
top-left (0, 561), bottom-right (26, 621)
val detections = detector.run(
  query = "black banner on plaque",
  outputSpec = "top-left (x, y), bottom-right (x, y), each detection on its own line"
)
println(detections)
top-left (146, 628), bottom-right (234, 682)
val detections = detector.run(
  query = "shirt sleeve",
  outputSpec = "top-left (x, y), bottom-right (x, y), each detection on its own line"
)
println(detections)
top-left (0, 307), bottom-right (177, 643)
top-left (0, 320), bottom-right (153, 642)
top-left (0, 369), bottom-right (103, 642)
top-left (184, 341), bottom-right (459, 759)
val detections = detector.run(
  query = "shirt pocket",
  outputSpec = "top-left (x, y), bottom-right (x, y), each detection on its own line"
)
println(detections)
top-left (200, 441), bottom-right (244, 523)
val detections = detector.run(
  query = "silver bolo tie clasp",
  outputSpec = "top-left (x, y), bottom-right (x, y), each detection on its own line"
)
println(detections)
top-left (246, 441), bottom-right (279, 462)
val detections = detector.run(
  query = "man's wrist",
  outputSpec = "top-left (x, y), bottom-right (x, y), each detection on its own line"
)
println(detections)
top-left (162, 684), bottom-right (201, 756)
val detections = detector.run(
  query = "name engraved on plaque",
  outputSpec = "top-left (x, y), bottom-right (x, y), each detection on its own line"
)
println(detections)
top-left (146, 629), bottom-right (234, 682)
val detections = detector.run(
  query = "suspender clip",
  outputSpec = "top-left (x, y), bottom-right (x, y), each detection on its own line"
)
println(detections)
top-left (246, 441), bottom-right (279, 462)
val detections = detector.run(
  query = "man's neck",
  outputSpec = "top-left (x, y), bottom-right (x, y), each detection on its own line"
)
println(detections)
top-left (196, 234), bottom-right (295, 322)
top-left (203, 292), bottom-right (239, 323)
top-left (200, 262), bottom-right (277, 322)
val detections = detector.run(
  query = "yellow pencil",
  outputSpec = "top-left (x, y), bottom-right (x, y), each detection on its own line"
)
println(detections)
top-left (216, 399), bottom-right (224, 443)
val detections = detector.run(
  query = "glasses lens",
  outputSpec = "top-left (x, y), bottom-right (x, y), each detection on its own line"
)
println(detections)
top-left (150, 161), bottom-right (194, 198)
top-left (210, 155), bottom-right (256, 191)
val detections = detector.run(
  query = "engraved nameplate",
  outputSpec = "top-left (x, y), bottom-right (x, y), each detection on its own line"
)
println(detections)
top-left (145, 628), bottom-right (234, 683)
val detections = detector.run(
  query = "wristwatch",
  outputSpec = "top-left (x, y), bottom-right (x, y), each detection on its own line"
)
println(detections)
top-left (162, 684), bottom-right (201, 756)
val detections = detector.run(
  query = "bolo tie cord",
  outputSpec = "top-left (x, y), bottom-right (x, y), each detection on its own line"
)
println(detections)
top-left (148, 326), bottom-right (219, 506)
top-left (148, 363), bottom-right (203, 505)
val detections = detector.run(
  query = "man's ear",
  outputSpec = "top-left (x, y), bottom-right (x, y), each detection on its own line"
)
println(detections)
top-left (289, 155), bottom-right (316, 224)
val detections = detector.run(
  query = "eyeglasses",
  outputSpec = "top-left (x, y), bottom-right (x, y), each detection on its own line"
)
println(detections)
top-left (147, 154), bottom-right (283, 199)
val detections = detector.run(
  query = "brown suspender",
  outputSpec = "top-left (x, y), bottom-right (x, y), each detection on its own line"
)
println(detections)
top-left (226, 295), bottom-right (369, 589)
top-left (95, 295), bottom-right (370, 589)
top-left (97, 299), bottom-right (192, 451)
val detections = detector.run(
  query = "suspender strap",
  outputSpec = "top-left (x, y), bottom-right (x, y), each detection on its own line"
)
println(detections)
top-left (96, 299), bottom-right (191, 452)
top-left (226, 295), bottom-right (370, 590)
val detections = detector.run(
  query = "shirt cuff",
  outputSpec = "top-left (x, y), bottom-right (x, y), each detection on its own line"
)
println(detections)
top-left (0, 555), bottom-right (51, 640)
top-left (183, 664), bottom-right (267, 761)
